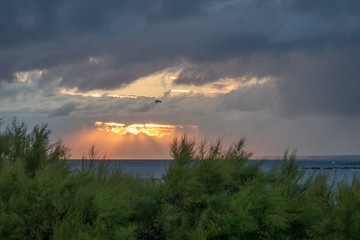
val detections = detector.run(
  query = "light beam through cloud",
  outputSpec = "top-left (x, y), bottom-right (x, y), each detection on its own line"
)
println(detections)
top-left (94, 121), bottom-right (197, 138)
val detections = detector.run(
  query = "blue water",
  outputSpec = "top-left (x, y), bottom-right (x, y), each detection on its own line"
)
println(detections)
top-left (257, 159), bottom-right (360, 183)
top-left (67, 159), bottom-right (170, 178)
top-left (67, 158), bottom-right (360, 182)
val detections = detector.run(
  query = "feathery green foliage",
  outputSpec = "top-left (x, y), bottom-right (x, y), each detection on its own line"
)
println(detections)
top-left (0, 119), bottom-right (360, 239)
top-left (0, 119), bottom-right (157, 239)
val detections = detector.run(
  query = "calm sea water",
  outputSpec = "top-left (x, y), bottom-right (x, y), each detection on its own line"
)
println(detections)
top-left (67, 157), bottom-right (360, 182)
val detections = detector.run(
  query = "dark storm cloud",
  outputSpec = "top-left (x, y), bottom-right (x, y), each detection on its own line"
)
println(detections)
top-left (289, 0), bottom-right (360, 16)
top-left (1, 0), bottom-right (360, 117)
top-left (147, 0), bottom-right (218, 22)
top-left (221, 82), bottom-right (278, 112)
top-left (276, 47), bottom-right (360, 117)
top-left (49, 102), bottom-right (77, 118)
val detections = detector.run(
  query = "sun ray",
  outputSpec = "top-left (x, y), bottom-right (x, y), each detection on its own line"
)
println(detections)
top-left (94, 121), bottom-right (196, 138)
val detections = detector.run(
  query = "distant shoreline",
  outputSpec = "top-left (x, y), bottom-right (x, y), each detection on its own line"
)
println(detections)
top-left (68, 155), bottom-right (360, 161)
top-left (252, 155), bottom-right (360, 160)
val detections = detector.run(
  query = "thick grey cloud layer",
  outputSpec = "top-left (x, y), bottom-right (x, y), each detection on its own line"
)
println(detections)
top-left (1, 0), bottom-right (360, 118)
top-left (49, 102), bottom-right (77, 118)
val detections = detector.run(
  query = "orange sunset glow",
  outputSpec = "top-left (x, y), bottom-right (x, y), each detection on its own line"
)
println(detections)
top-left (63, 122), bottom-right (198, 159)
top-left (94, 122), bottom-right (184, 137)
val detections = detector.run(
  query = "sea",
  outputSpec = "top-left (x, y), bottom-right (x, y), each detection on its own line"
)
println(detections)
top-left (68, 156), bottom-right (360, 183)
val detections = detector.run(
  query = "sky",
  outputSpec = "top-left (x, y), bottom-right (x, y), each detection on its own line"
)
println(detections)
top-left (1, 0), bottom-right (360, 159)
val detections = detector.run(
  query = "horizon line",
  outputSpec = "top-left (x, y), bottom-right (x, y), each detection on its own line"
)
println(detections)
top-left (68, 154), bottom-right (360, 160)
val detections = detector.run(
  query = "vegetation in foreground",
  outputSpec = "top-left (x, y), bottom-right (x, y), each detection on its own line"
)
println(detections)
top-left (0, 119), bottom-right (360, 239)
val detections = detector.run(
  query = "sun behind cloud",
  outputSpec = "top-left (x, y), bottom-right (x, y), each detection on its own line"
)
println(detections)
top-left (63, 121), bottom-right (198, 159)
top-left (95, 121), bottom-right (179, 137)
top-left (94, 121), bottom-right (197, 138)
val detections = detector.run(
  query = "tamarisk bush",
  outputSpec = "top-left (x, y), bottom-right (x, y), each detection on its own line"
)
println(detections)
top-left (157, 136), bottom-right (360, 240)
top-left (0, 120), bottom-right (360, 239)
top-left (0, 120), bottom-right (157, 239)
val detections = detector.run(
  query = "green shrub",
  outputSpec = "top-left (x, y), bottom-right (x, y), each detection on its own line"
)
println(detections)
top-left (157, 136), bottom-right (264, 239)
top-left (0, 119), bottom-right (158, 239)
top-left (0, 120), bottom-right (359, 239)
